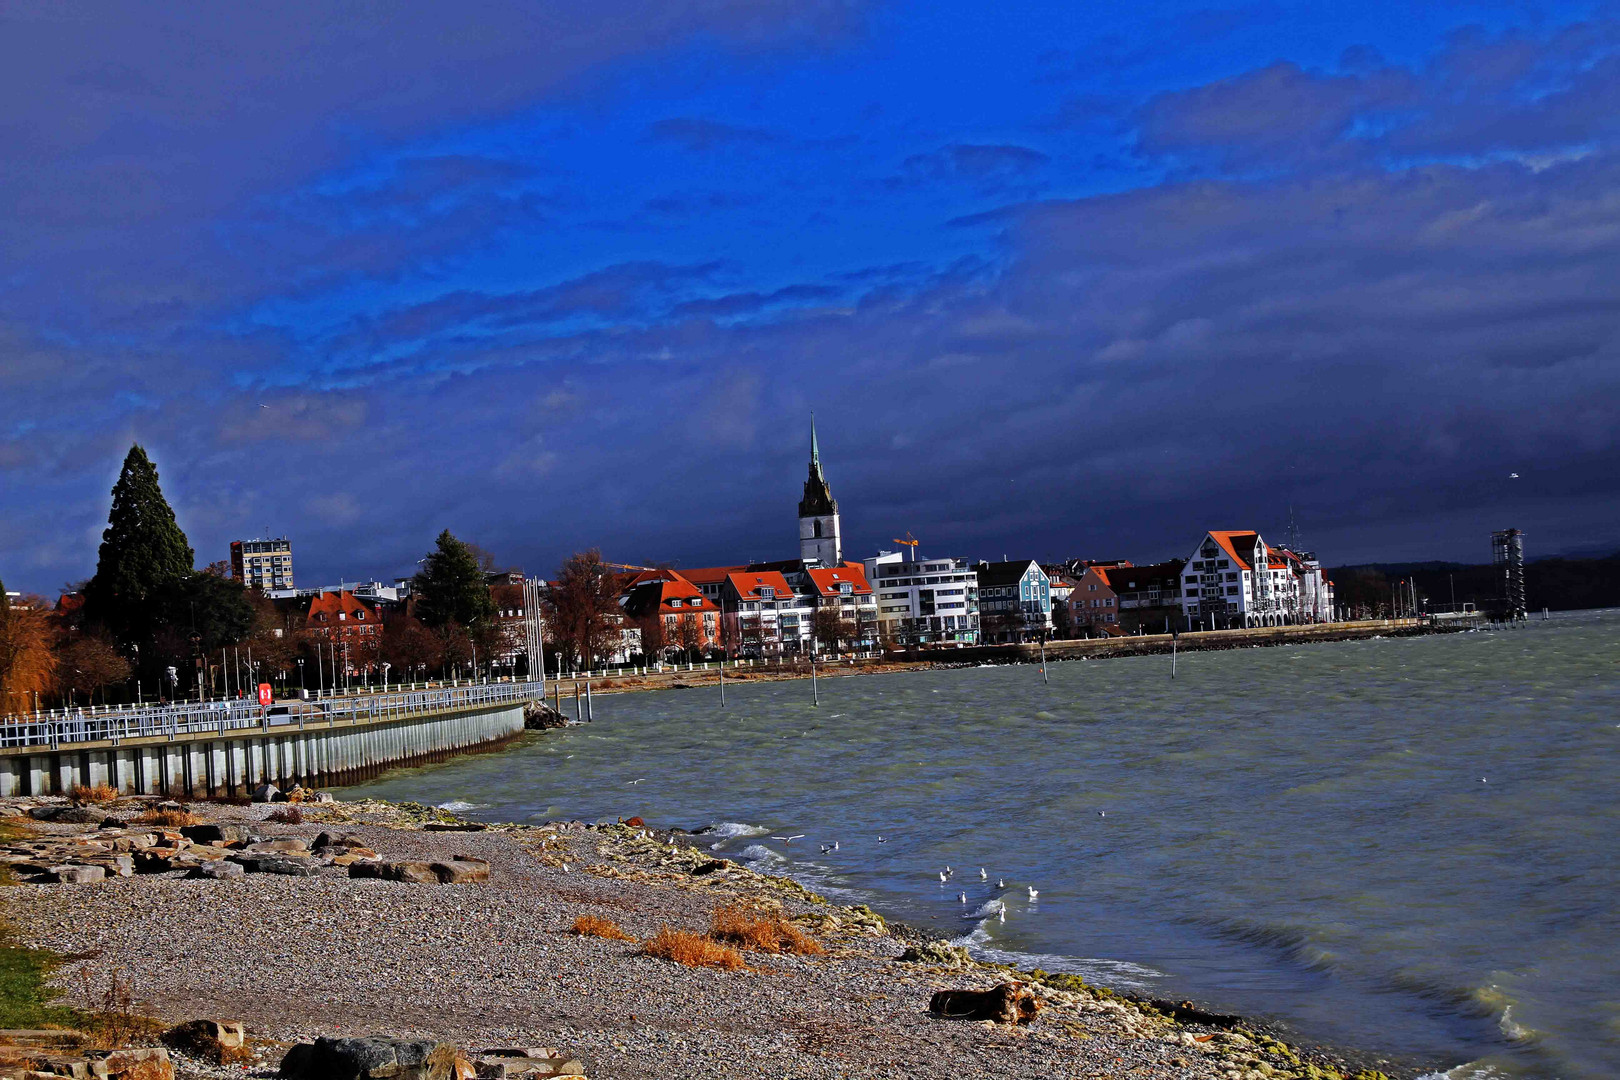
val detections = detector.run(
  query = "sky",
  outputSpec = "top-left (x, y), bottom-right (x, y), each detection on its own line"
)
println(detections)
top-left (3, 0), bottom-right (1620, 593)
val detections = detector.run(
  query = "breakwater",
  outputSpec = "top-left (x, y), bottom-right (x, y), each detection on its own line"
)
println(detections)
top-left (0, 683), bottom-right (540, 798)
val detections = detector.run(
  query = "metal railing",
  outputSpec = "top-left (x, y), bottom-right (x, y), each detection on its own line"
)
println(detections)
top-left (0, 680), bottom-right (544, 751)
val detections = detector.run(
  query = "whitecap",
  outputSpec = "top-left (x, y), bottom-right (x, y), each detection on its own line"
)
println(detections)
top-left (434, 800), bottom-right (482, 812)
top-left (738, 843), bottom-right (785, 867)
top-left (701, 821), bottom-right (770, 840)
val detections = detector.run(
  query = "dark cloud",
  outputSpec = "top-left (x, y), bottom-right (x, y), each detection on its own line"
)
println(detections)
top-left (645, 117), bottom-right (779, 151)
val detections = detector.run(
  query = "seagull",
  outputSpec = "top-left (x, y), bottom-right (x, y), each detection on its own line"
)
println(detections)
top-left (958, 891), bottom-right (967, 904)
top-left (1509, 472), bottom-right (1520, 479)
top-left (938, 871), bottom-right (949, 882)
top-left (997, 878), bottom-right (1005, 889)
top-left (258, 403), bottom-right (270, 410)
top-left (1027, 886), bottom-right (1039, 899)
top-left (820, 843), bottom-right (836, 854)
top-left (628, 779), bottom-right (646, 785)
top-left (1480, 777), bottom-right (1488, 783)
top-left (1098, 811), bottom-right (1106, 817)
top-left (998, 909), bottom-right (1005, 923)
top-left (560, 862), bottom-right (570, 872)
top-left (877, 835), bottom-right (888, 844)
top-left (979, 868), bottom-right (987, 881)
top-left (771, 834), bottom-right (804, 843)
top-left (943, 865), bottom-right (954, 877)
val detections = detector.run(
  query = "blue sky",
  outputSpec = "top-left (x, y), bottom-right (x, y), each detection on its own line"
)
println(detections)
top-left (4, 0), bottom-right (1619, 591)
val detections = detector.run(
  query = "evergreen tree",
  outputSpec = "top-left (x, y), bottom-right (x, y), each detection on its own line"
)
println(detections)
top-left (84, 445), bottom-right (195, 648)
top-left (413, 530), bottom-right (496, 631)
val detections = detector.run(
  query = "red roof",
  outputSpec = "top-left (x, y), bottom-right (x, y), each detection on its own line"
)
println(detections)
top-left (1206, 531), bottom-right (1261, 571)
top-left (306, 590), bottom-right (379, 626)
top-left (678, 565), bottom-right (744, 586)
top-left (724, 570), bottom-right (793, 601)
top-left (620, 571), bottom-right (718, 618)
top-left (805, 563), bottom-right (872, 597)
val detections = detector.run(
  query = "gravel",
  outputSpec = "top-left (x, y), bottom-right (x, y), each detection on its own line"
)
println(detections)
top-left (3, 797), bottom-right (1370, 1080)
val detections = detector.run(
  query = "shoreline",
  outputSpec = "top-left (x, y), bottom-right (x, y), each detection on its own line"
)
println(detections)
top-left (2, 794), bottom-right (1429, 1080)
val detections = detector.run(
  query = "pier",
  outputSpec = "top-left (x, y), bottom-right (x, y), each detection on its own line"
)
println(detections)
top-left (0, 681), bottom-right (544, 798)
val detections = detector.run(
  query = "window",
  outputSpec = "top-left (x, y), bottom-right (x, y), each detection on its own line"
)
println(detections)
top-left (759, 587), bottom-right (774, 599)
top-left (813, 520), bottom-right (822, 538)
top-left (1225, 573), bottom-right (1238, 582)
top-left (338, 612), bottom-right (347, 621)
top-left (1226, 586), bottom-right (1238, 595)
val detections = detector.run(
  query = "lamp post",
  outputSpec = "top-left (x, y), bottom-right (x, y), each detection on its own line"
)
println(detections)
top-left (296, 658), bottom-right (305, 694)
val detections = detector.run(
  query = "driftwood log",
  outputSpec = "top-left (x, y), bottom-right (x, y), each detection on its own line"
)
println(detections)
top-left (928, 982), bottom-right (1041, 1025)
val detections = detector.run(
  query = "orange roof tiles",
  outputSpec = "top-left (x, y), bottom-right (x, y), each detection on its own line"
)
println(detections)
top-left (805, 563), bottom-right (872, 596)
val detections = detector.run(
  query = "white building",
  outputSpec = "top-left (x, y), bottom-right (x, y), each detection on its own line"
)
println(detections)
top-left (865, 551), bottom-right (980, 646)
top-left (1179, 531), bottom-right (1335, 628)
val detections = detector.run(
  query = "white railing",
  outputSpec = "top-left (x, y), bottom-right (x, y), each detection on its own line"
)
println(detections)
top-left (0, 680), bottom-right (544, 751)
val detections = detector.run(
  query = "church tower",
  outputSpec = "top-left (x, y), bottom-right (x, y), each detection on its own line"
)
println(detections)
top-left (798, 416), bottom-right (842, 567)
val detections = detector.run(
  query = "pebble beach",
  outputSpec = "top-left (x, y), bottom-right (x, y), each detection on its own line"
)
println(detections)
top-left (3, 796), bottom-right (1402, 1080)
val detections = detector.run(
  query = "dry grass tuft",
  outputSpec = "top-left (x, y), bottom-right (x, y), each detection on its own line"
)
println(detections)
top-left (711, 903), bottom-right (825, 956)
top-left (571, 915), bottom-right (634, 942)
top-left (265, 806), bottom-right (303, 824)
top-left (641, 927), bottom-right (745, 971)
top-left (132, 809), bottom-right (198, 828)
top-left (68, 784), bottom-right (120, 805)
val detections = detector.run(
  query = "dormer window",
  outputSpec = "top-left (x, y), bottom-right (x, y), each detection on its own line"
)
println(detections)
top-left (338, 612), bottom-right (347, 621)
top-left (355, 611), bottom-right (365, 620)
top-left (759, 587), bottom-right (774, 599)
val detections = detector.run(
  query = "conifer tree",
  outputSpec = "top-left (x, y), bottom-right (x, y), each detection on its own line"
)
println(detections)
top-left (85, 445), bottom-right (195, 647)
top-left (412, 530), bottom-right (495, 631)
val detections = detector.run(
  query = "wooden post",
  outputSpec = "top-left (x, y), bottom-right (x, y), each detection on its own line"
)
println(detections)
top-left (1040, 638), bottom-right (1048, 685)
top-left (585, 680), bottom-right (593, 722)
top-left (1171, 634), bottom-right (1177, 679)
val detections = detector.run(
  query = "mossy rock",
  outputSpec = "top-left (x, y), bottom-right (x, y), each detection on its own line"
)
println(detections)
top-left (899, 941), bottom-right (973, 968)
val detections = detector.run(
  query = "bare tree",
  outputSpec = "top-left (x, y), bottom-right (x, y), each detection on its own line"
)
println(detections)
top-left (56, 634), bottom-right (132, 705)
top-left (547, 551), bottom-right (621, 670)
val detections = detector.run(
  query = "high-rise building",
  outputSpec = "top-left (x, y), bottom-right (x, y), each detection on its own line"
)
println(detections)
top-left (231, 537), bottom-right (294, 591)
top-left (798, 417), bottom-right (842, 567)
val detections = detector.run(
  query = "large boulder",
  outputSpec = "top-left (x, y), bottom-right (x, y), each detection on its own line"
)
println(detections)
top-left (280, 1038), bottom-right (458, 1080)
top-left (85, 1047), bottom-right (174, 1080)
top-left (251, 783), bottom-right (280, 804)
top-left (430, 859), bottom-right (490, 884)
top-left (348, 862), bottom-right (439, 884)
top-left (230, 854), bottom-right (318, 877)
top-left (28, 806), bottom-right (106, 824)
top-left (928, 982), bottom-right (1041, 1025)
top-left (44, 864), bottom-right (107, 884)
top-left (189, 860), bottom-right (246, 881)
top-left (179, 824), bottom-right (247, 846)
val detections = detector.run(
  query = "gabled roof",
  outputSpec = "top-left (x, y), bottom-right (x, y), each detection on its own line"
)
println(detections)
top-left (725, 570), bottom-right (794, 601)
top-left (678, 565), bottom-right (744, 587)
top-left (1085, 565), bottom-right (1119, 590)
top-left (805, 563), bottom-right (872, 596)
top-left (975, 560), bottom-right (1046, 588)
top-left (619, 572), bottom-right (718, 619)
top-left (1113, 560), bottom-right (1186, 591)
top-left (306, 590), bottom-right (379, 626)
top-left (1204, 531), bottom-right (1262, 572)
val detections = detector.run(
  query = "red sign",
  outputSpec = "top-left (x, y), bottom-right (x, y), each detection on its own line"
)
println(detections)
top-left (258, 683), bottom-right (273, 707)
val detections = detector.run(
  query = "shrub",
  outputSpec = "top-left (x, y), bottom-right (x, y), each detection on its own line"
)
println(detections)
top-left (571, 915), bottom-right (633, 942)
top-left (133, 809), bottom-right (198, 827)
top-left (265, 806), bottom-right (303, 824)
top-left (68, 784), bottom-right (120, 805)
top-left (641, 927), bottom-right (744, 971)
top-left (711, 903), bottom-right (824, 956)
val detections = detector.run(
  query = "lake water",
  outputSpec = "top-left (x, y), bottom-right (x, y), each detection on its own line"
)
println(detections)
top-left (350, 611), bottom-right (1620, 1079)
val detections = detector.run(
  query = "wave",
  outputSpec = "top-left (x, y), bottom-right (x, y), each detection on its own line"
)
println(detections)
top-left (697, 821), bottom-right (769, 840)
top-left (434, 800), bottom-right (483, 812)
top-left (737, 843), bottom-right (785, 868)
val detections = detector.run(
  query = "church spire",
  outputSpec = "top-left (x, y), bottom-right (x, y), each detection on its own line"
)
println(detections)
top-left (799, 413), bottom-right (837, 518)
top-left (811, 412), bottom-right (821, 469)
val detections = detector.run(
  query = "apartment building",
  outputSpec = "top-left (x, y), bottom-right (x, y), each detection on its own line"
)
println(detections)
top-left (864, 552), bottom-right (979, 646)
top-left (231, 537), bottom-right (294, 591)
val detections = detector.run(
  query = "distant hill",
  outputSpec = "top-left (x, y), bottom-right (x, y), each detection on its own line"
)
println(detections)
top-left (1327, 551), bottom-right (1620, 614)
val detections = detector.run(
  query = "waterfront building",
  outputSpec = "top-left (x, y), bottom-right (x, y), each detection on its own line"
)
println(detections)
top-left (974, 560), bottom-right (1053, 642)
top-left (1070, 564), bottom-right (1124, 634)
top-left (1110, 559), bottom-right (1187, 633)
top-left (304, 589), bottom-right (382, 679)
top-left (231, 537), bottom-right (294, 591)
top-left (619, 569), bottom-right (721, 660)
top-left (865, 551), bottom-right (980, 647)
top-left (1179, 531), bottom-right (1334, 627)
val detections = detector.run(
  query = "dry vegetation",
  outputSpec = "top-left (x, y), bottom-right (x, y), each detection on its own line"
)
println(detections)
top-left (265, 806), bottom-right (303, 824)
top-left (711, 903), bottom-right (824, 956)
top-left (571, 915), bottom-right (634, 942)
top-left (68, 784), bottom-right (119, 805)
top-left (641, 927), bottom-right (745, 971)
top-left (132, 808), bottom-right (198, 827)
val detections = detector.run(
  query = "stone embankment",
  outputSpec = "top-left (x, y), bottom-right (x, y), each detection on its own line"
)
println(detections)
top-left (4, 795), bottom-right (1411, 1080)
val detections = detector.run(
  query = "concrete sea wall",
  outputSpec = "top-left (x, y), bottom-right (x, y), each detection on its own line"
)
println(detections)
top-left (0, 700), bottom-right (526, 799)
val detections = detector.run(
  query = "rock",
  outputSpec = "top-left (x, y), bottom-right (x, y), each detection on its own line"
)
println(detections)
top-left (243, 838), bottom-right (311, 854)
top-left (312, 832), bottom-right (368, 851)
top-left (98, 817), bottom-right (125, 830)
top-left (180, 824), bottom-right (246, 846)
top-left (161, 1020), bottom-right (246, 1063)
top-left (473, 1056), bottom-right (583, 1078)
top-left (423, 822), bottom-right (486, 832)
top-left (349, 861), bottom-right (438, 883)
top-left (328, 851), bottom-right (379, 867)
top-left (44, 864), bottom-right (107, 884)
top-left (430, 858), bottom-right (490, 884)
top-left (189, 861), bottom-right (246, 880)
top-left (85, 1047), bottom-right (174, 1080)
top-left (81, 855), bottom-right (135, 877)
top-left (898, 941), bottom-right (972, 968)
top-left (230, 854), bottom-right (318, 877)
top-left (27, 806), bottom-right (105, 824)
top-left (929, 983), bottom-right (1041, 1025)
top-left (280, 1037), bottom-right (458, 1080)
top-left (251, 783), bottom-right (280, 804)
top-left (310, 793), bottom-right (335, 804)
top-left (691, 859), bottom-right (731, 876)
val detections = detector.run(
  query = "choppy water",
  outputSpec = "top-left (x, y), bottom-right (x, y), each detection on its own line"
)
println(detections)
top-left (350, 610), bottom-right (1620, 1079)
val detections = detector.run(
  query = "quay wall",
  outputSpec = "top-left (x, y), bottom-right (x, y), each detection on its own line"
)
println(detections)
top-left (0, 701), bottom-right (527, 799)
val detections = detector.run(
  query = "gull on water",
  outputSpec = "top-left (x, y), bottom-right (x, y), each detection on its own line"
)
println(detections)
top-left (628, 779), bottom-right (646, 785)
top-left (998, 909), bottom-right (1005, 923)
top-left (820, 843), bottom-right (836, 854)
top-left (958, 892), bottom-right (967, 904)
top-left (877, 835), bottom-right (888, 843)
top-left (938, 871), bottom-right (948, 882)
top-left (997, 878), bottom-right (1005, 889)
top-left (1027, 886), bottom-right (1039, 899)
top-left (979, 868), bottom-right (987, 880)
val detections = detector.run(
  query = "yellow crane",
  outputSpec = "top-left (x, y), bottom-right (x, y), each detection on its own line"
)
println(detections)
top-left (893, 532), bottom-right (920, 561)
